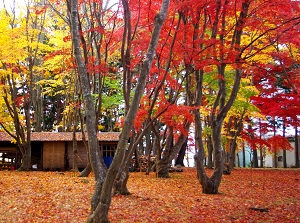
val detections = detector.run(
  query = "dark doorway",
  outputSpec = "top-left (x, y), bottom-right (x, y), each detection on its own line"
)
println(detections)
top-left (31, 141), bottom-right (43, 170)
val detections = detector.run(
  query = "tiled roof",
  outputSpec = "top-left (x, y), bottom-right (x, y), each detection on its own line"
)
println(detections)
top-left (0, 132), bottom-right (120, 142)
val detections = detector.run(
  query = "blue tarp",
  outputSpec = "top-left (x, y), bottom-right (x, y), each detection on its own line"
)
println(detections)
top-left (103, 157), bottom-right (114, 168)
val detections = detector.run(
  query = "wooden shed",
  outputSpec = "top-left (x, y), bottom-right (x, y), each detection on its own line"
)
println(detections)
top-left (0, 132), bottom-right (120, 170)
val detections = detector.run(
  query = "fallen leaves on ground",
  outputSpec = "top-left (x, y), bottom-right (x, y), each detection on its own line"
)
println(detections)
top-left (0, 168), bottom-right (299, 222)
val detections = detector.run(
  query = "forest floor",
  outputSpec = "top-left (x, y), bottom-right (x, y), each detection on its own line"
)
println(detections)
top-left (0, 168), bottom-right (299, 223)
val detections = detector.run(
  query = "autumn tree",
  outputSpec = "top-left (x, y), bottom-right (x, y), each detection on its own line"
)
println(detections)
top-left (248, 1), bottom-right (300, 168)
top-left (172, 0), bottom-right (300, 193)
top-left (223, 77), bottom-right (260, 170)
top-left (70, 0), bottom-right (170, 221)
top-left (0, 1), bottom-right (50, 170)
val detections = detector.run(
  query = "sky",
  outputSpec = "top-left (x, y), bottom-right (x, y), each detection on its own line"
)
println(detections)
top-left (0, 0), bottom-right (26, 14)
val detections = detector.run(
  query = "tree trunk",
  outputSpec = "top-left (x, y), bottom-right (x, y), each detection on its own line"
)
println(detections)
top-left (194, 111), bottom-right (224, 194)
top-left (242, 144), bottom-right (246, 167)
top-left (273, 151), bottom-right (278, 168)
top-left (157, 158), bottom-right (170, 178)
top-left (259, 147), bottom-right (264, 168)
top-left (283, 150), bottom-right (287, 168)
top-left (72, 129), bottom-right (79, 171)
top-left (114, 168), bottom-right (130, 195)
top-left (295, 127), bottom-right (299, 168)
top-left (19, 106), bottom-right (32, 171)
top-left (252, 149), bottom-right (258, 168)
top-left (207, 136), bottom-right (214, 168)
top-left (19, 143), bottom-right (31, 170)
top-left (228, 116), bottom-right (244, 171)
top-left (283, 121), bottom-right (287, 168)
top-left (114, 134), bottom-right (136, 195)
top-left (175, 138), bottom-right (187, 166)
top-left (248, 123), bottom-right (258, 168)
top-left (78, 110), bottom-right (91, 177)
top-left (157, 127), bottom-right (189, 178)
top-left (79, 162), bottom-right (92, 177)
top-left (157, 126), bottom-right (173, 178)
top-left (228, 141), bottom-right (236, 171)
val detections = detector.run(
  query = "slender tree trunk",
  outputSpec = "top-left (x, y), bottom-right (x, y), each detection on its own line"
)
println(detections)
top-left (207, 135), bottom-right (214, 168)
top-left (114, 162), bottom-right (131, 195)
top-left (20, 98), bottom-right (32, 170)
top-left (79, 162), bottom-right (92, 177)
top-left (248, 123), bottom-right (258, 168)
top-left (259, 148), bottom-right (264, 168)
top-left (175, 138), bottom-right (187, 167)
top-left (194, 0), bottom-right (250, 194)
top-left (283, 150), bottom-right (287, 168)
top-left (283, 120), bottom-right (287, 168)
top-left (273, 122), bottom-right (277, 168)
top-left (72, 129), bottom-right (79, 171)
top-left (228, 116), bottom-right (244, 171)
top-left (242, 144), bottom-right (246, 167)
top-left (78, 103), bottom-right (92, 177)
top-left (146, 142), bottom-right (153, 174)
top-left (114, 133), bottom-right (136, 195)
top-left (295, 127), bottom-right (299, 168)
top-left (274, 151), bottom-right (278, 168)
top-left (237, 152), bottom-right (240, 167)
top-left (252, 149), bottom-right (258, 168)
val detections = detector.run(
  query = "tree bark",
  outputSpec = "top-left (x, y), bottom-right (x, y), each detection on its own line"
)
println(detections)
top-left (175, 138), bottom-right (187, 167)
top-left (283, 120), bottom-right (287, 168)
top-left (157, 128), bottom-right (189, 178)
top-left (273, 151), bottom-right (278, 168)
top-left (206, 135), bottom-right (213, 168)
top-left (252, 149), bottom-right (258, 168)
top-left (259, 147), bottom-right (264, 168)
top-left (227, 116), bottom-right (244, 171)
top-left (113, 133), bottom-right (136, 195)
top-left (79, 162), bottom-right (92, 177)
top-left (242, 144), bottom-right (246, 167)
top-left (19, 143), bottom-right (31, 170)
top-left (295, 127), bottom-right (299, 168)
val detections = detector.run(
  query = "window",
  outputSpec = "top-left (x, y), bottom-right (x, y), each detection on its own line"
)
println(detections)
top-left (100, 144), bottom-right (116, 157)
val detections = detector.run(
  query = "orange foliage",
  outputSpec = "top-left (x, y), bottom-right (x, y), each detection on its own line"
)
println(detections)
top-left (0, 168), bottom-right (299, 222)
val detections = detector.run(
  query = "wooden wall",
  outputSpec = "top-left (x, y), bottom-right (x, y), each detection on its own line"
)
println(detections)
top-left (43, 142), bottom-right (65, 170)
top-left (67, 141), bottom-right (88, 170)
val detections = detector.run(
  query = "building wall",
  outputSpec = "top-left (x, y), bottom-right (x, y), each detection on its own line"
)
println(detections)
top-left (43, 141), bottom-right (65, 170)
top-left (67, 141), bottom-right (88, 170)
top-left (237, 147), bottom-right (297, 168)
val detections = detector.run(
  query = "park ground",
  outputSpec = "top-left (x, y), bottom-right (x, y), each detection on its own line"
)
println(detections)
top-left (0, 168), bottom-right (299, 222)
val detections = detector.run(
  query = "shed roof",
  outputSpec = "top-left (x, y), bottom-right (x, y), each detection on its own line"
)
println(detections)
top-left (0, 132), bottom-right (120, 142)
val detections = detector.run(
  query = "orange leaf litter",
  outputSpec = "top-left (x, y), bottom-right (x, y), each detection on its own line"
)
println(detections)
top-left (0, 168), bottom-right (299, 222)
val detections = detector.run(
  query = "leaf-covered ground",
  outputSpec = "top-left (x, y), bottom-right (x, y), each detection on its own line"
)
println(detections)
top-left (0, 168), bottom-right (299, 222)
